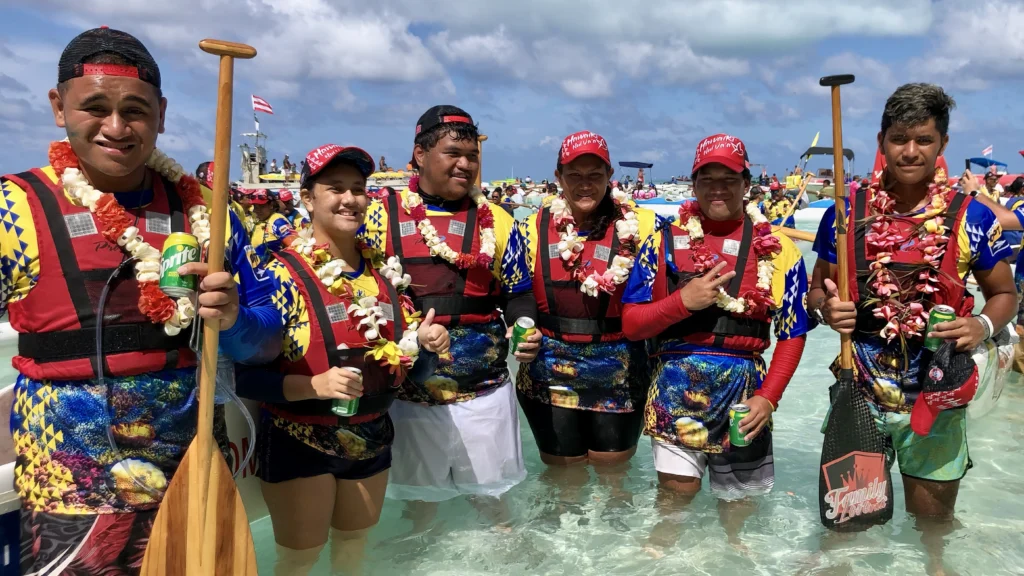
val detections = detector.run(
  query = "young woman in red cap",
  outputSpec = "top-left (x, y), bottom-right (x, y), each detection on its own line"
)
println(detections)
top-left (621, 134), bottom-right (811, 550)
top-left (517, 131), bottom-right (657, 512)
top-left (251, 188), bottom-right (298, 260)
top-left (275, 188), bottom-right (310, 230)
top-left (232, 144), bottom-right (450, 575)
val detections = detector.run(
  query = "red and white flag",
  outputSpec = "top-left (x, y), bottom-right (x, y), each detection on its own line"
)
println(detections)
top-left (252, 95), bottom-right (274, 115)
top-left (982, 144), bottom-right (993, 157)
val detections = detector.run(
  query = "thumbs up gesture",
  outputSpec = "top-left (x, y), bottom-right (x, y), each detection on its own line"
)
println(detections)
top-left (417, 309), bottom-right (450, 355)
top-left (821, 278), bottom-right (857, 334)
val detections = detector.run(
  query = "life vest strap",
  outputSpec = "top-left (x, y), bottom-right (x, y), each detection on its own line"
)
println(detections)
top-left (265, 390), bottom-right (395, 425)
top-left (18, 323), bottom-right (189, 363)
top-left (414, 295), bottom-right (498, 318)
top-left (660, 308), bottom-right (771, 345)
top-left (537, 313), bottom-right (622, 337)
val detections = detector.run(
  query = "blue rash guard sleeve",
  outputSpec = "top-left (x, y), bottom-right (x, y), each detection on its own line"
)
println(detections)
top-left (218, 208), bottom-right (283, 364)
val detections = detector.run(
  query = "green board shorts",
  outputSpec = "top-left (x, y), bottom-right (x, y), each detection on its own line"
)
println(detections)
top-left (873, 403), bottom-right (972, 482)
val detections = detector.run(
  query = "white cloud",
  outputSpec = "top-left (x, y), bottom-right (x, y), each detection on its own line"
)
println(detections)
top-left (910, 0), bottom-right (1024, 89)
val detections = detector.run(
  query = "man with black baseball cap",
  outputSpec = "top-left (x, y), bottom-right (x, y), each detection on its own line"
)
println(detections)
top-left (1, 27), bottom-right (281, 573)
top-left (361, 105), bottom-right (540, 517)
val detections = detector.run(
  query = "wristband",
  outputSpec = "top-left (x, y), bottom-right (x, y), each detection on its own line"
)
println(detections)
top-left (976, 313), bottom-right (994, 341)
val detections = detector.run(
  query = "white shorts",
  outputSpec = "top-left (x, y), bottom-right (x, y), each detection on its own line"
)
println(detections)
top-left (386, 379), bottom-right (526, 502)
top-left (651, 434), bottom-right (775, 501)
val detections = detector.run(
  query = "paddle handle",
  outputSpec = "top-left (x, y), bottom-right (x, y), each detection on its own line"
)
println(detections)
top-left (823, 77), bottom-right (854, 369)
top-left (476, 134), bottom-right (488, 187)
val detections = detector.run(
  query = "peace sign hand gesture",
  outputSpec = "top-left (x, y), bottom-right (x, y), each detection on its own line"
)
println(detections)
top-left (680, 261), bottom-right (736, 311)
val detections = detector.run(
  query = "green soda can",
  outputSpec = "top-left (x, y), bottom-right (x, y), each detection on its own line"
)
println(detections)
top-left (729, 403), bottom-right (751, 447)
top-left (510, 317), bottom-right (536, 354)
top-left (924, 305), bottom-right (957, 352)
top-left (159, 232), bottom-right (201, 298)
top-left (331, 367), bottom-right (362, 417)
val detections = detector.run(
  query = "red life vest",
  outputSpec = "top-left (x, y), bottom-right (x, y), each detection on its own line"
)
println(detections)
top-left (846, 189), bottom-right (975, 332)
top-left (3, 168), bottom-right (195, 381)
top-left (384, 193), bottom-right (499, 326)
top-left (533, 206), bottom-right (626, 343)
top-left (661, 216), bottom-right (773, 352)
top-left (264, 251), bottom-right (404, 425)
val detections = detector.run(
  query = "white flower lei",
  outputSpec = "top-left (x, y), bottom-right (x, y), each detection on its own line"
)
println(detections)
top-left (402, 188), bottom-right (496, 265)
top-left (59, 146), bottom-right (209, 336)
top-left (549, 188), bottom-right (640, 297)
top-left (681, 202), bottom-right (777, 315)
top-left (291, 229), bottom-right (420, 360)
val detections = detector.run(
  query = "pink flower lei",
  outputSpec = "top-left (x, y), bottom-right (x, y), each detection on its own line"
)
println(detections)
top-left (864, 169), bottom-right (952, 342)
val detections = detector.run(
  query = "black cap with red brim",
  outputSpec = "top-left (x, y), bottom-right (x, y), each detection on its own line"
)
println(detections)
top-left (58, 26), bottom-right (160, 88)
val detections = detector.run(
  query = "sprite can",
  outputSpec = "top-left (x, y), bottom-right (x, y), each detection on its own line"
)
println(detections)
top-left (729, 403), bottom-right (751, 447)
top-left (510, 317), bottom-right (536, 354)
top-left (159, 232), bottom-right (200, 298)
top-left (331, 368), bottom-right (362, 417)
top-left (924, 305), bottom-right (957, 352)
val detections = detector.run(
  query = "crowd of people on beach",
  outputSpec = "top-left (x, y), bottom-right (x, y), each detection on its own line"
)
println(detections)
top-left (3, 26), bottom-right (1023, 576)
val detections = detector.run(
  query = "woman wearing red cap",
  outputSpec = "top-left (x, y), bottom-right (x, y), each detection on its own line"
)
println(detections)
top-left (231, 144), bottom-right (450, 575)
top-left (517, 131), bottom-right (657, 497)
top-left (621, 133), bottom-right (811, 549)
top-left (275, 188), bottom-right (310, 230)
top-left (251, 188), bottom-right (298, 260)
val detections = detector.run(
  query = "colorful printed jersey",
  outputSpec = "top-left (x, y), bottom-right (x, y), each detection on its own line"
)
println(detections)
top-left (360, 191), bottom-right (531, 404)
top-left (251, 212), bottom-right (295, 260)
top-left (622, 218), bottom-right (811, 452)
top-left (515, 206), bottom-right (658, 412)
top-left (259, 256), bottom-right (422, 460)
top-left (1, 166), bottom-right (276, 515)
top-left (813, 199), bottom-right (1011, 412)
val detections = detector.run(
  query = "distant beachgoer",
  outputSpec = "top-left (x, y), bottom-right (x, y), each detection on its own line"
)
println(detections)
top-left (271, 158), bottom-right (279, 173)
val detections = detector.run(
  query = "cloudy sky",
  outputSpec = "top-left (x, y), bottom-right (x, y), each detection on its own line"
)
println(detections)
top-left (2, 0), bottom-right (1023, 182)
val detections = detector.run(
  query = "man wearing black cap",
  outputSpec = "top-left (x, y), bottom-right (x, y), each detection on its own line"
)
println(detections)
top-left (0, 27), bottom-right (282, 573)
top-left (361, 105), bottom-right (540, 512)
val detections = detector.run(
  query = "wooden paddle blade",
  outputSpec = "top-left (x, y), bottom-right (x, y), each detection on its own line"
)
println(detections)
top-left (141, 438), bottom-right (257, 575)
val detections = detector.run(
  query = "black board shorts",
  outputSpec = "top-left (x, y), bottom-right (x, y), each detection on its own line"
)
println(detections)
top-left (518, 392), bottom-right (644, 457)
top-left (257, 419), bottom-right (392, 484)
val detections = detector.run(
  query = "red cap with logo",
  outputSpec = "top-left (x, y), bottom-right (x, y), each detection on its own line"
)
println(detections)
top-left (692, 133), bottom-right (749, 176)
top-left (910, 341), bottom-right (979, 436)
top-left (249, 190), bottom-right (269, 205)
top-left (278, 189), bottom-right (294, 202)
top-left (559, 131), bottom-right (611, 167)
top-left (300, 144), bottom-right (375, 189)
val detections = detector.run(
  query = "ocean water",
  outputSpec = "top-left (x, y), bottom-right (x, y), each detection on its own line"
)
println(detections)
top-left (245, 232), bottom-right (1024, 575)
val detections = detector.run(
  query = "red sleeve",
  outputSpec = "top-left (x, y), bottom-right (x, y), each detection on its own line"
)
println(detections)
top-left (623, 297), bottom-right (691, 341)
top-left (755, 335), bottom-right (806, 408)
top-left (622, 243), bottom-right (692, 341)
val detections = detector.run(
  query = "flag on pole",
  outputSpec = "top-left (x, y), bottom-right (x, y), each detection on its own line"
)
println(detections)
top-left (982, 144), bottom-right (993, 157)
top-left (252, 95), bottom-right (274, 114)
top-left (254, 113), bottom-right (260, 132)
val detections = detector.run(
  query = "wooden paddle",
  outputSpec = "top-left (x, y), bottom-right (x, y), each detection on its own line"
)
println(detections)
top-left (776, 169), bottom-right (813, 226)
top-left (821, 74), bottom-right (855, 371)
top-left (141, 38), bottom-right (258, 576)
top-left (476, 134), bottom-right (488, 188)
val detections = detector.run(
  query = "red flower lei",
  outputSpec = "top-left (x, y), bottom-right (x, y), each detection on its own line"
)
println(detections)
top-left (48, 141), bottom-right (207, 324)
top-left (677, 200), bottom-right (780, 316)
top-left (864, 170), bottom-right (952, 342)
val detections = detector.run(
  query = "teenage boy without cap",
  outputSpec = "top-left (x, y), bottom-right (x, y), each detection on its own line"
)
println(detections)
top-left (0, 27), bottom-right (280, 573)
top-left (809, 83), bottom-right (1017, 574)
top-left (360, 105), bottom-right (540, 519)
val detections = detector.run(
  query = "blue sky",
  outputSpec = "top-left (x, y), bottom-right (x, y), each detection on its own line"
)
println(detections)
top-left (2, 0), bottom-right (1023, 183)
